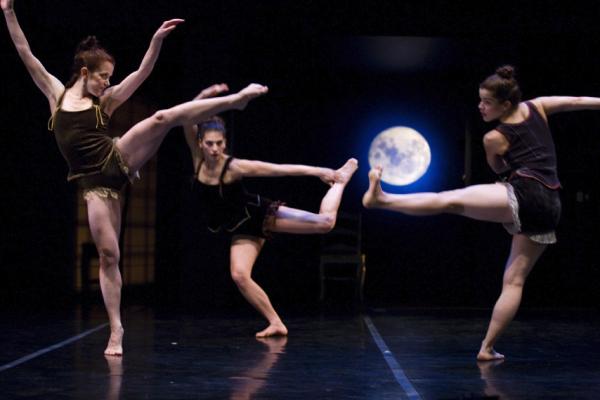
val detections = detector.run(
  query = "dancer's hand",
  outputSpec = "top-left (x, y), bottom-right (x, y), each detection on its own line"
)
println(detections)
top-left (152, 18), bottom-right (185, 40)
top-left (1, 0), bottom-right (14, 12)
top-left (318, 168), bottom-right (336, 186)
top-left (194, 83), bottom-right (229, 100)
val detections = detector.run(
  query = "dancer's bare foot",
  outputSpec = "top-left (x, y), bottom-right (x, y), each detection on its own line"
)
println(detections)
top-left (477, 344), bottom-right (505, 361)
top-left (195, 83), bottom-right (229, 100)
top-left (104, 326), bottom-right (124, 357)
top-left (255, 321), bottom-right (288, 338)
top-left (235, 83), bottom-right (269, 110)
top-left (362, 166), bottom-right (385, 208)
top-left (335, 158), bottom-right (359, 185)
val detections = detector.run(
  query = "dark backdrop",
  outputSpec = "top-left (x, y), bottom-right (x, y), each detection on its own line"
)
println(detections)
top-left (2, 1), bottom-right (600, 311)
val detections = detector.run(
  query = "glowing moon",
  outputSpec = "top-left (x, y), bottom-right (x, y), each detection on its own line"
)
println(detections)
top-left (368, 126), bottom-right (431, 186)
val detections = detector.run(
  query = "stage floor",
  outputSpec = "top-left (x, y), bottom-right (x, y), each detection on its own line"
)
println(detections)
top-left (1, 306), bottom-right (599, 399)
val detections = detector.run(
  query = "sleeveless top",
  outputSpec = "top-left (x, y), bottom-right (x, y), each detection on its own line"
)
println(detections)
top-left (48, 92), bottom-right (113, 181)
top-left (191, 157), bottom-right (262, 233)
top-left (495, 101), bottom-right (561, 189)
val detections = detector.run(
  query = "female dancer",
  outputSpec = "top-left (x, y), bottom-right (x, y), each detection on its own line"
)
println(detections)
top-left (363, 65), bottom-right (600, 360)
top-left (3, 0), bottom-right (268, 355)
top-left (184, 103), bottom-right (358, 337)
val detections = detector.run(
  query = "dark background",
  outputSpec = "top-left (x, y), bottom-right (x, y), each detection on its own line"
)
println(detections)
top-left (1, 1), bottom-right (600, 312)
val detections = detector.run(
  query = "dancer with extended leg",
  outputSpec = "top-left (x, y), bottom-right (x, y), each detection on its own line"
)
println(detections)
top-left (363, 65), bottom-right (600, 360)
top-left (184, 111), bottom-right (357, 337)
top-left (3, 0), bottom-right (268, 355)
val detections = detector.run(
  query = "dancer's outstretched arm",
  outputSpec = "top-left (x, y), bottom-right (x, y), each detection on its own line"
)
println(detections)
top-left (483, 95), bottom-right (600, 174)
top-left (102, 18), bottom-right (184, 114)
top-left (2, 0), bottom-right (63, 111)
top-left (532, 96), bottom-right (600, 116)
top-left (230, 159), bottom-right (336, 185)
top-left (183, 83), bottom-right (229, 170)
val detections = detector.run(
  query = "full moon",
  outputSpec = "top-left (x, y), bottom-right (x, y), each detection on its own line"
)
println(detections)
top-left (368, 126), bottom-right (431, 186)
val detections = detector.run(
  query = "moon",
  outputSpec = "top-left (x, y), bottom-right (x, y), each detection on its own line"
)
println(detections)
top-left (368, 126), bottom-right (431, 186)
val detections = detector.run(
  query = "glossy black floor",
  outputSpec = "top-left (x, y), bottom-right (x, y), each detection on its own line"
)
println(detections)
top-left (1, 306), bottom-right (599, 399)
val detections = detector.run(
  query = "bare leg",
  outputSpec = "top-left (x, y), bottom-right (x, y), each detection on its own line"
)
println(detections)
top-left (477, 234), bottom-right (547, 361)
top-left (115, 84), bottom-right (268, 172)
top-left (87, 194), bottom-right (124, 356)
top-left (271, 158), bottom-right (358, 234)
top-left (363, 166), bottom-right (514, 223)
top-left (230, 237), bottom-right (288, 338)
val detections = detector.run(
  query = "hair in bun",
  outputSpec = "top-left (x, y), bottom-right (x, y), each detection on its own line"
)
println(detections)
top-left (480, 65), bottom-right (521, 107)
top-left (65, 36), bottom-right (115, 89)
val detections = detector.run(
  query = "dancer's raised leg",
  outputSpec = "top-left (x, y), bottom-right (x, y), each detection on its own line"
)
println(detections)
top-left (363, 166), bottom-right (513, 223)
top-left (272, 158), bottom-right (358, 234)
top-left (477, 234), bottom-right (546, 361)
top-left (87, 193), bottom-right (124, 356)
top-left (230, 237), bottom-right (288, 338)
top-left (116, 84), bottom-right (268, 172)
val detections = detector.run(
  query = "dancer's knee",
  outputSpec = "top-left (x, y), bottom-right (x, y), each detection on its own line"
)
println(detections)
top-left (98, 246), bottom-right (120, 269)
top-left (316, 214), bottom-right (336, 234)
top-left (150, 109), bottom-right (176, 128)
top-left (503, 268), bottom-right (527, 288)
top-left (231, 268), bottom-right (251, 287)
top-left (439, 191), bottom-right (465, 213)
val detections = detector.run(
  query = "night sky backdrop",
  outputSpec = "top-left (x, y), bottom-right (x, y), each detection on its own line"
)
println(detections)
top-left (2, 1), bottom-right (600, 312)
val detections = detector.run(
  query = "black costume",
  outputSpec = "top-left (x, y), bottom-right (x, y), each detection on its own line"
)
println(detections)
top-left (48, 92), bottom-right (133, 194)
top-left (495, 101), bottom-right (561, 243)
top-left (192, 157), bottom-right (282, 239)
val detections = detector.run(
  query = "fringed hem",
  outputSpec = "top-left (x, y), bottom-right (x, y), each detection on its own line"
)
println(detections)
top-left (500, 182), bottom-right (521, 235)
top-left (499, 182), bottom-right (557, 244)
top-left (83, 187), bottom-right (120, 201)
top-left (262, 201), bottom-right (285, 239)
top-left (112, 138), bottom-right (140, 183)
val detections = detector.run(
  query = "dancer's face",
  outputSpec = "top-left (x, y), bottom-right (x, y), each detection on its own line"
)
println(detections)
top-left (478, 88), bottom-right (511, 122)
top-left (199, 130), bottom-right (226, 160)
top-left (82, 60), bottom-right (113, 97)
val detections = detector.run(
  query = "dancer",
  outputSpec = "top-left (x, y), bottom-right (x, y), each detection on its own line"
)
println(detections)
top-left (184, 102), bottom-right (357, 337)
top-left (3, 0), bottom-right (268, 355)
top-left (363, 65), bottom-right (600, 360)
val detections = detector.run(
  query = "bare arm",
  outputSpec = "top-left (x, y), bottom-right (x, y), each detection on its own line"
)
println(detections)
top-left (532, 96), bottom-right (600, 117)
top-left (483, 130), bottom-right (511, 174)
top-left (183, 84), bottom-right (230, 171)
top-left (183, 124), bottom-right (202, 172)
top-left (231, 159), bottom-right (336, 185)
top-left (2, 0), bottom-right (64, 111)
top-left (101, 18), bottom-right (184, 114)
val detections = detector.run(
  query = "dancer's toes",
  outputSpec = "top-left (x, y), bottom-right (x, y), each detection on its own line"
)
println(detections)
top-left (476, 347), bottom-right (505, 361)
top-left (104, 326), bottom-right (124, 357)
top-left (369, 166), bottom-right (383, 181)
top-left (255, 322), bottom-right (288, 338)
top-left (362, 166), bottom-right (384, 208)
top-left (236, 83), bottom-right (269, 109)
top-left (336, 158), bottom-right (359, 184)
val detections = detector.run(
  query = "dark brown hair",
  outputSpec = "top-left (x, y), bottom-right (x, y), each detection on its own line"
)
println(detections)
top-left (479, 65), bottom-right (521, 107)
top-left (65, 36), bottom-right (115, 88)
top-left (197, 116), bottom-right (226, 140)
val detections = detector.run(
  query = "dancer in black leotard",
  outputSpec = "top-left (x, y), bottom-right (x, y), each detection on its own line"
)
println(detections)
top-left (362, 65), bottom-right (600, 361)
top-left (3, 0), bottom-right (268, 355)
top-left (184, 105), bottom-right (358, 337)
